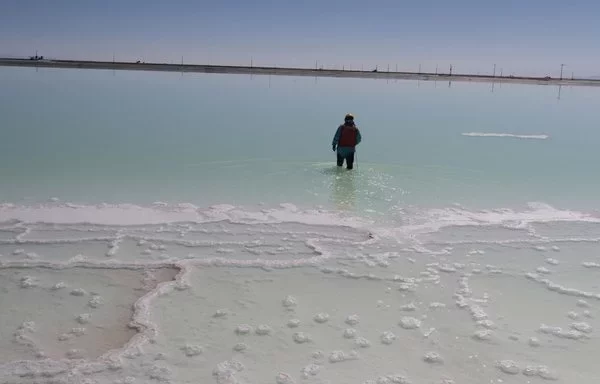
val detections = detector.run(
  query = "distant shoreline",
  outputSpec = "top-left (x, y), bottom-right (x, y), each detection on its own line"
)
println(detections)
top-left (2, 58), bottom-right (599, 87)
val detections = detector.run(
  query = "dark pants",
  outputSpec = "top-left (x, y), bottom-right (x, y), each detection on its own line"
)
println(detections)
top-left (337, 152), bottom-right (355, 169)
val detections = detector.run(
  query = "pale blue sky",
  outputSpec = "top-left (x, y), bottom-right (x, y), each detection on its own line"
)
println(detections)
top-left (1, 0), bottom-right (598, 77)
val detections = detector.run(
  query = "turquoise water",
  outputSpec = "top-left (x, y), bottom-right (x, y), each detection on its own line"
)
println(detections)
top-left (1, 66), bottom-right (600, 212)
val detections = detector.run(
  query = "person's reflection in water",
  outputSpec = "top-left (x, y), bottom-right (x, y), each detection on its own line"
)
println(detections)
top-left (330, 167), bottom-right (357, 211)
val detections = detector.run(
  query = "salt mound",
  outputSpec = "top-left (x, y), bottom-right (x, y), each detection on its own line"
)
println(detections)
top-left (181, 344), bottom-right (203, 357)
top-left (293, 332), bottom-right (311, 344)
top-left (71, 288), bottom-right (87, 296)
top-left (423, 351), bottom-right (443, 364)
top-left (329, 350), bottom-right (359, 363)
top-left (88, 295), bottom-right (104, 308)
top-left (233, 343), bottom-right (248, 352)
top-left (287, 319), bottom-right (301, 328)
top-left (276, 372), bottom-right (295, 384)
top-left (528, 337), bottom-right (541, 347)
top-left (20, 276), bottom-right (38, 288)
top-left (381, 331), bottom-right (396, 345)
top-left (213, 309), bottom-right (228, 318)
top-left (355, 337), bottom-right (371, 348)
top-left (256, 324), bottom-right (272, 336)
top-left (473, 330), bottom-right (493, 341)
top-left (497, 360), bottom-right (520, 374)
top-left (345, 314), bottom-right (360, 325)
top-left (70, 327), bottom-right (86, 336)
top-left (343, 328), bottom-right (357, 339)
top-left (282, 295), bottom-right (297, 309)
top-left (399, 316), bottom-right (421, 329)
top-left (235, 324), bottom-right (253, 335)
top-left (52, 282), bottom-right (67, 290)
top-left (301, 364), bottom-right (320, 378)
top-left (314, 313), bottom-right (330, 323)
top-left (213, 360), bottom-right (245, 384)
top-left (570, 322), bottom-right (593, 333)
top-left (523, 365), bottom-right (559, 380)
top-left (429, 302), bottom-right (446, 309)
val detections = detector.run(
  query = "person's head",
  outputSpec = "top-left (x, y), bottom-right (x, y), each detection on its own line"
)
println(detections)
top-left (344, 113), bottom-right (354, 125)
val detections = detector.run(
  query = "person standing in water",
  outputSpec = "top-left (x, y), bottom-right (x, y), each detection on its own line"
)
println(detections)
top-left (332, 113), bottom-right (362, 169)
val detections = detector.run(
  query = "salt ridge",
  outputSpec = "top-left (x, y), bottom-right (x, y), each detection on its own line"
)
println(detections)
top-left (462, 132), bottom-right (549, 140)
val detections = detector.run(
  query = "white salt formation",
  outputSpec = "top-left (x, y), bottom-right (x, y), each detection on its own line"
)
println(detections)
top-left (293, 332), bottom-right (311, 344)
top-left (213, 309), bottom-right (228, 318)
top-left (88, 295), bottom-right (104, 308)
top-left (70, 288), bottom-right (87, 296)
top-left (181, 344), bottom-right (203, 357)
top-left (355, 337), bottom-right (371, 348)
top-left (276, 372), bottom-right (295, 384)
top-left (329, 350), bottom-right (359, 363)
top-left (19, 276), bottom-right (38, 288)
top-left (52, 281), bottom-right (67, 290)
top-left (287, 319), bottom-right (301, 328)
top-left (345, 314), bottom-right (360, 325)
top-left (235, 324), bottom-right (253, 335)
top-left (314, 313), bottom-right (330, 323)
top-left (255, 324), bottom-right (272, 335)
top-left (343, 328), bottom-right (357, 339)
top-left (282, 295), bottom-right (298, 309)
top-left (473, 330), bottom-right (493, 341)
top-left (381, 331), bottom-right (396, 344)
top-left (2, 203), bottom-right (600, 383)
top-left (497, 360), bottom-right (520, 374)
top-left (301, 364), bottom-right (320, 378)
top-left (213, 360), bottom-right (245, 384)
top-left (423, 351), bottom-right (443, 364)
top-left (399, 316), bottom-right (421, 329)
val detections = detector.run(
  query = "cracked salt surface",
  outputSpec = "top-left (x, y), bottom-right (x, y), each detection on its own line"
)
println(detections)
top-left (2, 203), bottom-right (600, 383)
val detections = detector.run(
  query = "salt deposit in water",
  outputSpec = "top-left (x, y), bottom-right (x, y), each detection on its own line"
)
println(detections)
top-left (287, 319), bottom-right (301, 328)
top-left (256, 324), bottom-right (273, 335)
top-left (213, 360), bottom-right (244, 384)
top-left (345, 314), bottom-right (360, 325)
top-left (343, 328), bottom-right (357, 339)
top-left (399, 316), bottom-right (421, 329)
top-left (355, 336), bottom-right (371, 348)
top-left (235, 324), bottom-right (253, 335)
top-left (293, 332), bottom-right (311, 344)
top-left (181, 344), bottom-right (203, 357)
top-left (71, 288), bottom-right (87, 296)
top-left (213, 309), bottom-right (228, 318)
top-left (423, 351), bottom-right (443, 364)
top-left (282, 295), bottom-right (298, 309)
top-left (314, 313), bottom-right (330, 323)
top-left (473, 330), bottom-right (493, 341)
top-left (276, 372), bottom-right (296, 384)
top-left (329, 350), bottom-right (359, 363)
top-left (497, 360), bottom-right (520, 375)
top-left (88, 295), bottom-right (104, 308)
top-left (381, 331), bottom-right (396, 344)
top-left (301, 363), bottom-right (320, 378)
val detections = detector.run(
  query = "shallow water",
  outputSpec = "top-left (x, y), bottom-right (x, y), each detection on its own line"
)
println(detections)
top-left (1, 67), bottom-right (600, 383)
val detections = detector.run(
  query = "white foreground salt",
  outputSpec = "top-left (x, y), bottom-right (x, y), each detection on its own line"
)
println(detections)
top-left (1, 202), bottom-right (600, 383)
